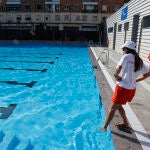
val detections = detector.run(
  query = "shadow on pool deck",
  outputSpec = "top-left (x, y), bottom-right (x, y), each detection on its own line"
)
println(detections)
top-left (89, 47), bottom-right (150, 150)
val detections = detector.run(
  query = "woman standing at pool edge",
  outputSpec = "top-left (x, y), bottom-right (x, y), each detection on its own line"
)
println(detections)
top-left (99, 41), bottom-right (150, 131)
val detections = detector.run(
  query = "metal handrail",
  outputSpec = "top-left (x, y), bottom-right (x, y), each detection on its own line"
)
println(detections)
top-left (88, 40), bottom-right (93, 46)
top-left (97, 47), bottom-right (109, 66)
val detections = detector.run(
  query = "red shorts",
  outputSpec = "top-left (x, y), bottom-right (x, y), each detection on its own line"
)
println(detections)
top-left (112, 85), bottom-right (136, 105)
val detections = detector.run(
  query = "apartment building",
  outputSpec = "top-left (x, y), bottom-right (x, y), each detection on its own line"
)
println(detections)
top-left (0, 0), bottom-right (124, 42)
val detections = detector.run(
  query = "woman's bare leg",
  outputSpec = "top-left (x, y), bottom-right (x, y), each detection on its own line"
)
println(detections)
top-left (99, 102), bottom-right (120, 131)
top-left (115, 105), bottom-right (129, 127)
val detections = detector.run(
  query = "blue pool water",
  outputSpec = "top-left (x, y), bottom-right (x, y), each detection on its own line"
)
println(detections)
top-left (0, 43), bottom-right (115, 150)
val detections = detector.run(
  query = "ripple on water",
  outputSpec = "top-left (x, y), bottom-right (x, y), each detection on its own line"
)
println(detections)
top-left (0, 44), bottom-right (115, 150)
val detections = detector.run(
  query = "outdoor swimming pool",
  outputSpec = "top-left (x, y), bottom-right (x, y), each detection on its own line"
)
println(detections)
top-left (0, 43), bottom-right (115, 150)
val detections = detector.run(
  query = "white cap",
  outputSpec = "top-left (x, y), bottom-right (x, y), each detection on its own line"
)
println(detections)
top-left (121, 41), bottom-right (136, 50)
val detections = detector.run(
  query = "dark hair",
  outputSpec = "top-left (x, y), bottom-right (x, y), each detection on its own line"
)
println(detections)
top-left (125, 47), bottom-right (143, 72)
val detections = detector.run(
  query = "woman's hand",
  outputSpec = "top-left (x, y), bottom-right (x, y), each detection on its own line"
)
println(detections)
top-left (114, 74), bottom-right (122, 81)
top-left (114, 66), bottom-right (122, 81)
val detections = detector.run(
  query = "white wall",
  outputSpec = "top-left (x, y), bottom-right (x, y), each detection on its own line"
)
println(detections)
top-left (107, 0), bottom-right (150, 65)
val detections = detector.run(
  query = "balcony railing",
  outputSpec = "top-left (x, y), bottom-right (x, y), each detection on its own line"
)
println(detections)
top-left (82, 9), bottom-right (98, 13)
top-left (7, 0), bottom-right (21, 4)
top-left (45, 0), bottom-right (60, 2)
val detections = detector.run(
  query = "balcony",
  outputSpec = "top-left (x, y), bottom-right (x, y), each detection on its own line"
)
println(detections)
top-left (82, 9), bottom-right (98, 13)
top-left (45, 0), bottom-right (60, 4)
top-left (6, 0), bottom-right (21, 4)
top-left (82, 0), bottom-right (98, 5)
top-left (6, 4), bottom-right (21, 12)
top-left (45, 0), bottom-right (60, 1)
top-left (82, 5), bottom-right (98, 13)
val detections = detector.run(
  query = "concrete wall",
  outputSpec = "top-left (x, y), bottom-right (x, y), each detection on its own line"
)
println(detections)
top-left (107, 0), bottom-right (150, 65)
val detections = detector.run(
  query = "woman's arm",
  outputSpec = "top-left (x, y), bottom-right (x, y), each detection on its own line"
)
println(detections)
top-left (114, 65), bottom-right (122, 81)
top-left (136, 72), bottom-right (150, 82)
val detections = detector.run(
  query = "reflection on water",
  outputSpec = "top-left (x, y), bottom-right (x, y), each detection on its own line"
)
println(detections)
top-left (0, 43), bottom-right (115, 150)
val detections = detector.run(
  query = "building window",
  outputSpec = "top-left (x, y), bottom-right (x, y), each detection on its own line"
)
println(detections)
top-left (0, 6), bottom-right (3, 11)
top-left (35, 4), bottom-right (42, 10)
top-left (114, 5), bottom-right (119, 12)
top-left (102, 5), bottom-right (107, 13)
top-left (0, 15), bottom-right (3, 18)
top-left (0, 15), bottom-right (4, 22)
top-left (45, 16), bottom-right (50, 21)
top-left (142, 15), bottom-right (150, 28)
top-left (108, 27), bottom-right (113, 33)
top-left (6, 4), bottom-right (21, 12)
top-left (82, 4), bottom-right (98, 13)
top-left (55, 4), bottom-right (60, 12)
top-left (64, 15), bottom-right (70, 21)
top-left (76, 15), bottom-right (80, 21)
top-left (45, 4), bottom-right (51, 12)
top-left (64, 5), bottom-right (69, 11)
top-left (25, 15), bottom-right (31, 21)
top-left (93, 16), bottom-right (97, 21)
top-left (55, 15), bottom-right (60, 21)
top-left (118, 24), bottom-right (122, 32)
top-left (16, 15), bottom-right (21, 22)
top-left (24, 4), bottom-right (31, 11)
top-left (7, 15), bottom-right (13, 23)
top-left (124, 22), bottom-right (129, 31)
top-left (72, 5), bottom-right (80, 12)
top-left (36, 15), bottom-right (41, 21)
top-left (82, 15), bottom-right (87, 21)
top-left (46, 4), bottom-right (60, 12)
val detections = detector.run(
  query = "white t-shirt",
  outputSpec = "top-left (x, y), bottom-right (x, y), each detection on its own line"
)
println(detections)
top-left (116, 53), bottom-right (148, 89)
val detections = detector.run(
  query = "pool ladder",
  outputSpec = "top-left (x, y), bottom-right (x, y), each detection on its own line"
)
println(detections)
top-left (88, 41), bottom-right (109, 66)
top-left (97, 47), bottom-right (109, 66)
top-left (88, 40), bottom-right (94, 46)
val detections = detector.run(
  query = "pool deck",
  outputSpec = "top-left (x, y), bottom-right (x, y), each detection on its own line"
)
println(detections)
top-left (89, 46), bottom-right (150, 150)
